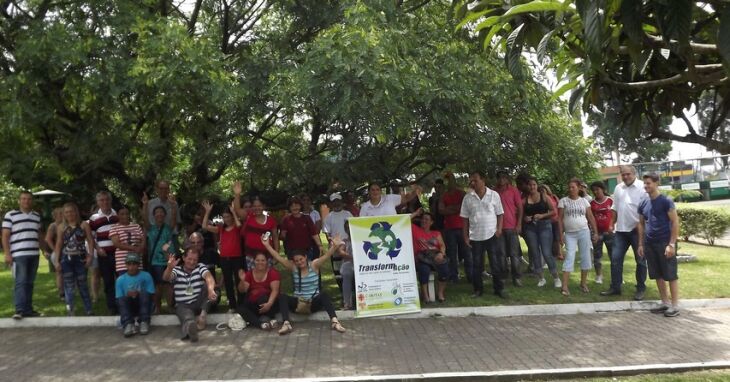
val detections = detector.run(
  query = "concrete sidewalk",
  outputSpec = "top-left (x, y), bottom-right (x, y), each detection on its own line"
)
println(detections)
top-left (0, 307), bottom-right (729, 381)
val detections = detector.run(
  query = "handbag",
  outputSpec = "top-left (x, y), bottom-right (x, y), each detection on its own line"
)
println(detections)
top-left (295, 298), bottom-right (312, 314)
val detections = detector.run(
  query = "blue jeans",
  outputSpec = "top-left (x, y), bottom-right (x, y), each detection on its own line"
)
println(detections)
top-left (13, 255), bottom-right (39, 314)
top-left (416, 259), bottom-right (450, 285)
top-left (117, 291), bottom-right (152, 326)
top-left (61, 255), bottom-right (93, 313)
top-left (522, 220), bottom-right (557, 275)
top-left (593, 232), bottom-right (614, 273)
top-left (444, 228), bottom-right (472, 282)
top-left (609, 230), bottom-right (647, 293)
top-left (498, 229), bottom-right (522, 281)
top-left (471, 236), bottom-right (503, 294)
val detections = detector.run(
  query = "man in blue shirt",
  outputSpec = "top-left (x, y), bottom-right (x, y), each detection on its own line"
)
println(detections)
top-left (637, 173), bottom-right (680, 317)
top-left (116, 253), bottom-right (155, 337)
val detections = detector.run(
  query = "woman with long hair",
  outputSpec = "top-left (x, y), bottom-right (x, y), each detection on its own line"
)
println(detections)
top-left (53, 202), bottom-right (95, 316)
top-left (522, 178), bottom-right (561, 289)
top-left (558, 178), bottom-right (599, 296)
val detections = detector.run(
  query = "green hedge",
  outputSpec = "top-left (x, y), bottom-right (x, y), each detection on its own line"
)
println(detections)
top-left (676, 205), bottom-right (730, 246)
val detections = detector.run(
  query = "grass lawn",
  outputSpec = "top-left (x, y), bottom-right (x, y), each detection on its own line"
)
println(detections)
top-left (1, 241), bottom-right (728, 317)
top-left (554, 369), bottom-right (730, 381)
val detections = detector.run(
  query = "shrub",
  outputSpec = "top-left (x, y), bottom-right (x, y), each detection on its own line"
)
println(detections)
top-left (676, 206), bottom-right (730, 246)
top-left (662, 189), bottom-right (702, 202)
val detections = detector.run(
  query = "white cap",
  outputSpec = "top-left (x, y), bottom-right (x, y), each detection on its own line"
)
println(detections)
top-left (329, 192), bottom-right (342, 201)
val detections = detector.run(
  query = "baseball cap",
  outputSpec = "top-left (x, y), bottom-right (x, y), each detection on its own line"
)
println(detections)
top-left (125, 253), bottom-right (141, 264)
top-left (329, 192), bottom-right (342, 201)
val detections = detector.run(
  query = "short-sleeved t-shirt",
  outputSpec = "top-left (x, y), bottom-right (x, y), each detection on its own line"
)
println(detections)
top-left (109, 223), bottom-right (145, 272)
top-left (460, 189), bottom-right (504, 241)
top-left (242, 214), bottom-right (277, 253)
top-left (171, 263), bottom-right (210, 305)
top-left (360, 194), bottom-right (401, 217)
top-left (441, 190), bottom-right (465, 230)
top-left (115, 271), bottom-right (155, 298)
top-left (558, 197), bottom-right (591, 232)
top-left (244, 268), bottom-right (281, 303)
top-left (590, 197), bottom-right (614, 233)
top-left (2, 210), bottom-right (41, 258)
top-left (280, 214), bottom-right (317, 252)
top-left (639, 194), bottom-right (676, 241)
top-left (411, 224), bottom-right (442, 257)
top-left (323, 210), bottom-right (353, 240)
top-left (218, 225), bottom-right (243, 258)
top-left (496, 185), bottom-right (522, 230)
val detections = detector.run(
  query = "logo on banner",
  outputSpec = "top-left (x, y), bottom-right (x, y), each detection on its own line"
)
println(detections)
top-left (363, 222), bottom-right (402, 260)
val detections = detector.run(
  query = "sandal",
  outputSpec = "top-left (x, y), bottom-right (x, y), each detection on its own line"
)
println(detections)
top-left (580, 284), bottom-right (590, 293)
top-left (260, 322), bottom-right (272, 331)
top-left (278, 321), bottom-right (292, 335)
top-left (331, 320), bottom-right (346, 333)
top-left (561, 289), bottom-right (570, 296)
top-left (268, 319), bottom-right (279, 329)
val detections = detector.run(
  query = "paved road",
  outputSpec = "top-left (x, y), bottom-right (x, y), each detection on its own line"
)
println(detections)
top-left (1, 308), bottom-right (729, 381)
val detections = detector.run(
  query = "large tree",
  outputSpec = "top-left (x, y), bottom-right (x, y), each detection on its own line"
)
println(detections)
top-left (454, 0), bottom-right (730, 154)
top-left (1, 0), bottom-right (599, 207)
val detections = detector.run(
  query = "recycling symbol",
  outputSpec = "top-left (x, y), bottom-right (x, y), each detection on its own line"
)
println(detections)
top-left (362, 221), bottom-right (402, 260)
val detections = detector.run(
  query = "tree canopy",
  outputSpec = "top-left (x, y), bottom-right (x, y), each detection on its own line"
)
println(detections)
top-left (1, 0), bottom-right (598, 208)
top-left (455, 0), bottom-right (730, 155)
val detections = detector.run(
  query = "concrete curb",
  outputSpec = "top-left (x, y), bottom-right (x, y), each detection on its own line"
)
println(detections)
top-left (1, 298), bottom-right (729, 328)
top-left (192, 361), bottom-right (730, 382)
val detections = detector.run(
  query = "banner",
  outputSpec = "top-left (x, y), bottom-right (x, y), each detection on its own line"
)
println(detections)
top-left (349, 214), bottom-right (420, 317)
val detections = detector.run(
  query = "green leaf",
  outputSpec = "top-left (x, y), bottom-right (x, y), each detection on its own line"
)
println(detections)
top-left (455, 8), bottom-right (498, 31)
top-left (483, 23), bottom-right (504, 50)
top-left (718, 9), bottom-right (730, 65)
top-left (505, 23), bottom-right (526, 78)
top-left (475, 15), bottom-right (502, 31)
top-left (502, 1), bottom-right (570, 17)
top-left (568, 85), bottom-right (585, 114)
top-left (576, 0), bottom-right (604, 63)
top-left (654, 0), bottom-right (692, 51)
top-left (550, 79), bottom-right (579, 102)
top-left (536, 30), bottom-right (554, 64)
top-left (620, 0), bottom-right (643, 45)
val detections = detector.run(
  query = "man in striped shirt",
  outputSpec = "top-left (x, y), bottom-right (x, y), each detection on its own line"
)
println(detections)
top-left (88, 191), bottom-right (120, 314)
top-left (2, 191), bottom-right (43, 319)
top-left (163, 247), bottom-right (217, 343)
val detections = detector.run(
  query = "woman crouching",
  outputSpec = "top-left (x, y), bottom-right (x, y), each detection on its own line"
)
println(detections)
top-left (261, 234), bottom-right (346, 335)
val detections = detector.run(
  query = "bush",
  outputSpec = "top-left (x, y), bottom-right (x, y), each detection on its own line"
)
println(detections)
top-left (662, 189), bottom-right (702, 202)
top-left (676, 206), bottom-right (730, 246)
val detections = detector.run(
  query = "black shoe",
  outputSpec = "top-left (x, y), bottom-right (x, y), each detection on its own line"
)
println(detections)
top-left (600, 289), bottom-right (621, 296)
top-left (650, 304), bottom-right (669, 314)
top-left (633, 290), bottom-right (646, 301)
top-left (12, 312), bottom-right (22, 320)
top-left (24, 310), bottom-right (43, 317)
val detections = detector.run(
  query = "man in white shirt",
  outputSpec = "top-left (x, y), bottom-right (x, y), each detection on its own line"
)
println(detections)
top-left (323, 193), bottom-right (352, 241)
top-left (460, 171), bottom-right (507, 299)
top-left (601, 165), bottom-right (648, 300)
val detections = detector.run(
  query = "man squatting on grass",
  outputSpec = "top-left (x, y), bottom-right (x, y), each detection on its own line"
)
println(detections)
top-left (637, 173), bottom-right (681, 318)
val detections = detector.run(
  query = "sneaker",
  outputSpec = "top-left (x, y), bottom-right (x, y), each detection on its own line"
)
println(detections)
top-left (553, 278), bottom-right (562, 288)
top-left (123, 323), bottom-right (135, 338)
top-left (139, 321), bottom-right (150, 335)
top-left (537, 278), bottom-right (547, 287)
top-left (187, 321), bottom-right (199, 343)
top-left (634, 290), bottom-right (645, 301)
top-left (664, 306), bottom-right (680, 317)
top-left (11, 312), bottom-right (22, 320)
top-left (650, 303), bottom-right (670, 314)
top-left (595, 275), bottom-right (603, 284)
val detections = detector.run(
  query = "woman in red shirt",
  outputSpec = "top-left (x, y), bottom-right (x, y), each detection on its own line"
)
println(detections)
top-left (279, 197), bottom-right (323, 259)
top-left (411, 210), bottom-right (449, 303)
top-left (236, 252), bottom-right (281, 330)
top-left (241, 198), bottom-right (278, 271)
top-left (201, 201), bottom-right (244, 311)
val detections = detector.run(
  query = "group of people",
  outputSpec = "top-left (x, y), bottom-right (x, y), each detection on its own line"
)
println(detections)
top-left (1, 165), bottom-right (682, 343)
